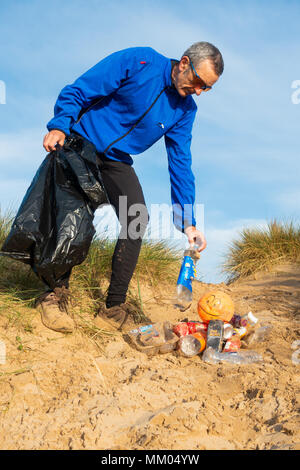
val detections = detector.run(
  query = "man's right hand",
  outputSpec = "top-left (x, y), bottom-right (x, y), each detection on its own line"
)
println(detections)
top-left (43, 130), bottom-right (66, 152)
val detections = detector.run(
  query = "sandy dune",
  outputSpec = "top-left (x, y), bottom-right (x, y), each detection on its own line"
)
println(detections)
top-left (0, 264), bottom-right (299, 450)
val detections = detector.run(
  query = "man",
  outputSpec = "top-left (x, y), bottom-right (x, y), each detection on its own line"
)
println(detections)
top-left (39, 42), bottom-right (224, 333)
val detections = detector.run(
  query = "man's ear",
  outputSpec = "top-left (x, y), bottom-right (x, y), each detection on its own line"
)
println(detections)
top-left (179, 55), bottom-right (190, 72)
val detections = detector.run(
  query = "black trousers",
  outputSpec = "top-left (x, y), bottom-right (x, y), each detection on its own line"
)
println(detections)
top-left (61, 135), bottom-right (149, 307)
top-left (97, 153), bottom-right (149, 307)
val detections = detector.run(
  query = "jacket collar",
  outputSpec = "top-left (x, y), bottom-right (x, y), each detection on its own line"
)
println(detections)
top-left (164, 59), bottom-right (180, 93)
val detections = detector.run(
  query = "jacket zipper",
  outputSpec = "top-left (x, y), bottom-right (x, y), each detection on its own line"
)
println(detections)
top-left (75, 96), bottom-right (105, 124)
top-left (75, 86), bottom-right (168, 155)
top-left (103, 86), bottom-right (168, 154)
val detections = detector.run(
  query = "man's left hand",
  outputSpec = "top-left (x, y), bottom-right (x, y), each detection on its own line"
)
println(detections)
top-left (184, 226), bottom-right (207, 252)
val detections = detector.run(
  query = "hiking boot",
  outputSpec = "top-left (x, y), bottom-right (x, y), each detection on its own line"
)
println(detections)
top-left (35, 287), bottom-right (75, 333)
top-left (95, 303), bottom-right (151, 331)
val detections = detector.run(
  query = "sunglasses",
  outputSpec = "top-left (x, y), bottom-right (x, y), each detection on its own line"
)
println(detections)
top-left (189, 58), bottom-right (212, 91)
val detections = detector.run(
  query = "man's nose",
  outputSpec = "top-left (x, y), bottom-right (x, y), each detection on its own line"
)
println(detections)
top-left (194, 87), bottom-right (203, 96)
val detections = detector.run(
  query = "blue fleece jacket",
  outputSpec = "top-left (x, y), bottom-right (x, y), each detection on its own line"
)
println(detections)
top-left (47, 47), bottom-right (197, 230)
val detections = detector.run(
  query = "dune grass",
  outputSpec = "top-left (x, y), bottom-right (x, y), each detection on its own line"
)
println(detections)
top-left (0, 210), bottom-right (181, 334)
top-left (223, 220), bottom-right (300, 282)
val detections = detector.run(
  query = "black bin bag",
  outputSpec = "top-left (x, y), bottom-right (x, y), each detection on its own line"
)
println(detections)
top-left (0, 134), bottom-right (108, 290)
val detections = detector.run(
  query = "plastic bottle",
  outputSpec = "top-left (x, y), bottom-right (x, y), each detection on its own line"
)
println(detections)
top-left (240, 311), bottom-right (259, 340)
top-left (178, 333), bottom-right (206, 357)
top-left (174, 247), bottom-right (200, 311)
top-left (202, 347), bottom-right (263, 365)
top-left (243, 311), bottom-right (258, 327)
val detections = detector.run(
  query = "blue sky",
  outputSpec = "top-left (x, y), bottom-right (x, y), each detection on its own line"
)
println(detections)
top-left (0, 0), bottom-right (299, 282)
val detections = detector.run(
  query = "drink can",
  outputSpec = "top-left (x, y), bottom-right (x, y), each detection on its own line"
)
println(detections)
top-left (173, 321), bottom-right (207, 338)
top-left (223, 336), bottom-right (241, 352)
top-left (206, 320), bottom-right (224, 352)
top-left (223, 322), bottom-right (234, 340)
top-left (191, 332), bottom-right (206, 352)
top-left (178, 333), bottom-right (206, 357)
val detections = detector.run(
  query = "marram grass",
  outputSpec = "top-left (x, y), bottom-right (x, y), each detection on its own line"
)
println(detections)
top-left (223, 220), bottom-right (300, 282)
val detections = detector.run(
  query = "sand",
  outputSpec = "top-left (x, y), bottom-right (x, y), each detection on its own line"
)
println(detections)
top-left (0, 264), bottom-right (299, 450)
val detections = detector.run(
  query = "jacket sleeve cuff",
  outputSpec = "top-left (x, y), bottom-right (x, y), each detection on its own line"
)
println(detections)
top-left (173, 204), bottom-right (196, 232)
top-left (47, 125), bottom-right (70, 137)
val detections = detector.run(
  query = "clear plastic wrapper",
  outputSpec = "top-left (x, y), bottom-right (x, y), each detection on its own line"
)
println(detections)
top-left (127, 321), bottom-right (179, 356)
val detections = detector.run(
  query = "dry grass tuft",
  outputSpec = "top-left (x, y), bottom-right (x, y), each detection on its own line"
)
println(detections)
top-left (223, 219), bottom-right (300, 282)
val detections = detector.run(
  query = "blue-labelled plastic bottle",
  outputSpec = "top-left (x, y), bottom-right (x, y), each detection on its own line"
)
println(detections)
top-left (174, 247), bottom-right (200, 311)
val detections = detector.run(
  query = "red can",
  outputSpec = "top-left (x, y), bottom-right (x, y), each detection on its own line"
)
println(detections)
top-left (173, 322), bottom-right (207, 338)
top-left (223, 336), bottom-right (241, 353)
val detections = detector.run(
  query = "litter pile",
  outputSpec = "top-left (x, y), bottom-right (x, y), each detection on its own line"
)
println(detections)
top-left (127, 290), bottom-right (272, 365)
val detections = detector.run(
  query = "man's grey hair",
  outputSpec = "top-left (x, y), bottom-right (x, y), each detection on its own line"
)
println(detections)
top-left (183, 42), bottom-right (224, 76)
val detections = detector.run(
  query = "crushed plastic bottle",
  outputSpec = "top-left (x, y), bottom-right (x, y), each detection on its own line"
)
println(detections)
top-left (202, 347), bottom-right (263, 365)
top-left (174, 247), bottom-right (200, 311)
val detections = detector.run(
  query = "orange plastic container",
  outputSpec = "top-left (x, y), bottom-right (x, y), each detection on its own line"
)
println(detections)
top-left (198, 290), bottom-right (235, 323)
